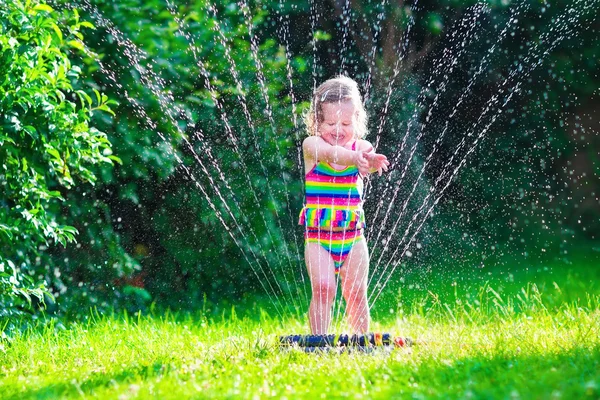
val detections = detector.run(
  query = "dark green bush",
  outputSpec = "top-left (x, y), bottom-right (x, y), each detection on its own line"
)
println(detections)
top-left (0, 0), bottom-right (118, 325)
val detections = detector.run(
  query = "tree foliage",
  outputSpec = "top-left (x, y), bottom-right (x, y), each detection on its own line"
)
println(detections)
top-left (0, 0), bottom-right (117, 322)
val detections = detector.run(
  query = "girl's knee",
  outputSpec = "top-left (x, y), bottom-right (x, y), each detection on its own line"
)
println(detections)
top-left (342, 286), bottom-right (367, 304)
top-left (312, 279), bottom-right (336, 300)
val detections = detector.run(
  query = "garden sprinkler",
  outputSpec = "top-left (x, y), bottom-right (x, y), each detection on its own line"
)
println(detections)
top-left (279, 333), bottom-right (413, 353)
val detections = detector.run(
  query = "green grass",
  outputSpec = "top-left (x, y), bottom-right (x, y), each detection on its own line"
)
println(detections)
top-left (1, 259), bottom-right (599, 399)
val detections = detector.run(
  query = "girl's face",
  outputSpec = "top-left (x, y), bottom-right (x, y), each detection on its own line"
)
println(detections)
top-left (318, 101), bottom-right (357, 147)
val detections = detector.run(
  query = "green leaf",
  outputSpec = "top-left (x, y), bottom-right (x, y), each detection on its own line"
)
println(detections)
top-left (60, 225), bottom-right (78, 235)
top-left (123, 285), bottom-right (152, 302)
top-left (32, 4), bottom-right (54, 13)
top-left (109, 155), bottom-right (123, 165)
top-left (0, 225), bottom-right (14, 240)
top-left (45, 146), bottom-right (61, 161)
top-left (76, 89), bottom-right (93, 107)
top-left (14, 289), bottom-right (32, 305)
top-left (23, 125), bottom-right (38, 139)
top-left (79, 21), bottom-right (95, 29)
top-left (50, 22), bottom-right (63, 43)
top-left (313, 30), bottom-right (331, 41)
top-left (67, 40), bottom-right (84, 51)
top-left (96, 104), bottom-right (115, 116)
top-left (93, 89), bottom-right (102, 106)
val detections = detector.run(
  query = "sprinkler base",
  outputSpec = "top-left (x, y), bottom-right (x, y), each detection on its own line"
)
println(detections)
top-left (279, 333), bottom-right (413, 352)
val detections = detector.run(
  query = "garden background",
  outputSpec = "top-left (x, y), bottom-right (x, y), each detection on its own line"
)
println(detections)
top-left (1, 0), bottom-right (599, 397)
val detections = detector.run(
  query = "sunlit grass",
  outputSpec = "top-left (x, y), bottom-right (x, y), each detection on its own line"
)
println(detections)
top-left (1, 263), bottom-right (599, 399)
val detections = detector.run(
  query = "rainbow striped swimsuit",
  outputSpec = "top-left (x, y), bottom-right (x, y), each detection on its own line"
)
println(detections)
top-left (299, 153), bottom-right (365, 273)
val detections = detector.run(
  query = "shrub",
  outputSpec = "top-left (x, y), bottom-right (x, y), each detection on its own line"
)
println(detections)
top-left (0, 0), bottom-right (117, 327)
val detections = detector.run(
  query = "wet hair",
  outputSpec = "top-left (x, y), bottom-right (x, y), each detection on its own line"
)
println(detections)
top-left (304, 76), bottom-right (368, 139)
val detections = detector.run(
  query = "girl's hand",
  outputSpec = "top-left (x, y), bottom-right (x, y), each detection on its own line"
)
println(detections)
top-left (353, 151), bottom-right (370, 175)
top-left (365, 152), bottom-right (390, 176)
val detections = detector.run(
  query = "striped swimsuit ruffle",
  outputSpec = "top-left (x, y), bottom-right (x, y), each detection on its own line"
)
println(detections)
top-left (298, 162), bottom-right (365, 230)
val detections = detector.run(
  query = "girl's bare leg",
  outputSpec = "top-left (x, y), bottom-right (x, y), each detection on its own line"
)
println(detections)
top-left (305, 242), bottom-right (337, 334)
top-left (340, 237), bottom-right (370, 333)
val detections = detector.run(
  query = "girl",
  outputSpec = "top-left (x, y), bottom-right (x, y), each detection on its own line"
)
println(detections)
top-left (299, 76), bottom-right (389, 334)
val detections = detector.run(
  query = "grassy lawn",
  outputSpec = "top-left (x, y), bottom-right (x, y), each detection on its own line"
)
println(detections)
top-left (1, 255), bottom-right (599, 399)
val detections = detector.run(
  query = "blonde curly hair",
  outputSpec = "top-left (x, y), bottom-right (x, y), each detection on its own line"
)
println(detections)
top-left (303, 76), bottom-right (368, 139)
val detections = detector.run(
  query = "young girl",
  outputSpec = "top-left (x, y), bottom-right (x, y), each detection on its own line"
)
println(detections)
top-left (299, 76), bottom-right (389, 334)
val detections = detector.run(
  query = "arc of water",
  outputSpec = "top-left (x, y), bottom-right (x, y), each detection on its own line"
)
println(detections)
top-left (274, 1), bottom-right (300, 132)
top-left (368, 4), bottom-right (494, 261)
top-left (361, 0), bottom-right (420, 199)
top-left (370, 0), bottom-right (421, 153)
top-left (367, 7), bottom-right (476, 318)
top-left (373, 2), bottom-right (478, 157)
top-left (333, 2), bottom-right (416, 332)
top-left (277, 8), bottom-right (304, 207)
top-left (331, 1), bottom-right (417, 333)
top-left (339, 0), bottom-right (352, 75)
top-left (73, 37), bottom-right (287, 318)
top-left (309, 0), bottom-right (319, 91)
top-left (368, 72), bottom-right (452, 257)
top-left (366, 2), bottom-right (510, 245)
top-left (166, 6), bottom-right (304, 316)
top-left (370, 0), bottom-right (583, 272)
top-left (237, 0), bottom-right (306, 271)
top-left (307, 0), bottom-right (329, 333)
top-left (237, 0), bottom-right (311, 312)
top-left (185, 127), bottom-right (291, 318)
top-left (72, 1), bottom-right (291, 317)
top-left (369, 0), bottom-right (598, 305)
top-left (363, 0), bottom-right (388, 105)
top-left (271, 3), bottom-right (309, 304)
top-left (369, 86), bottom-right (522, 307)
top-left (206, 2), bottom-right (309, 309)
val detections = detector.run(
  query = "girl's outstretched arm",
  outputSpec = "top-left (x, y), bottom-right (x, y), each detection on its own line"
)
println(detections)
top-left (358, 140), bottom-right (390, 176)
top-left (303, 136), bottom-right (368, 170)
